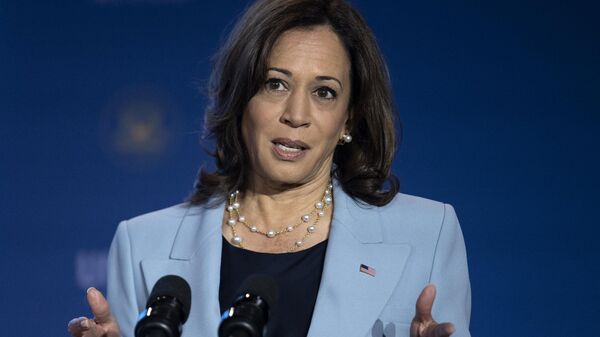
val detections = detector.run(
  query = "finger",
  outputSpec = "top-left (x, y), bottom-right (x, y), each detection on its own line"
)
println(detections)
top-left (409, 320), bottom-right (421, 337)
top-left (433, 322), bottom-right (455, 337)
top-left (414, 284), bottom-right (436, 322)
top-left (86, 287), bottom-right (114, 324)
top-left (83, 318), bottom-right (110, 337)
top-left (67, 317), bottom-right (91, 337)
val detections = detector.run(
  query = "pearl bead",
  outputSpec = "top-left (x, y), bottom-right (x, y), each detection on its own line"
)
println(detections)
top-left (223, 181), bottom-right (333, 251)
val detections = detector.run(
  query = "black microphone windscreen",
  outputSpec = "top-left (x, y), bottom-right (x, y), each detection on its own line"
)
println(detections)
top-left (237, 274), bottom-right (278, 308)
top-left (147, 275), bottom-right (192, 320)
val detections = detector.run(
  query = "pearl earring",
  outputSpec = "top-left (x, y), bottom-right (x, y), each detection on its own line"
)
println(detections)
top-left (341, 133), bottom-right (352, 144)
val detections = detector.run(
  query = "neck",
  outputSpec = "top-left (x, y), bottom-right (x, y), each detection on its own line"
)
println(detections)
top-left (240, 174), bottom-right (332, 230)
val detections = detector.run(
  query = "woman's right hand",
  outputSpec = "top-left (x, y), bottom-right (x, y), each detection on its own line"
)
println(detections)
top-left (68, 287), bottom-right (121, 337)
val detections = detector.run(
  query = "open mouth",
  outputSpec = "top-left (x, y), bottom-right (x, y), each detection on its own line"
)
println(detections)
top-left (271, 138), bottom-right (309, 151)
top-left (271, 138), bottom-right (309, 159)
top-left (274, 143), bottom-right (303, 152)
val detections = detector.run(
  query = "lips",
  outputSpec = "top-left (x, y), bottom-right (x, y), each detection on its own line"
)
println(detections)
top-left (272, 138), bottom-right (310, 150)
top-left (271, 138), bottom-right (309, 160)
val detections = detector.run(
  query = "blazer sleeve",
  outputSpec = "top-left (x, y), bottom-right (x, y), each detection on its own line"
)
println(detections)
top-left (428, 204), bottom-right (472, 337)
top-left (106, 220), bottom-right (140, 337)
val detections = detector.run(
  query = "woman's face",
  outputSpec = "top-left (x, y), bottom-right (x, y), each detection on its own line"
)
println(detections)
top-left (242, 25), bottom-right (351, 188)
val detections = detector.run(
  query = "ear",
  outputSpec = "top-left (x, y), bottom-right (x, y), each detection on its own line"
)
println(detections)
top-left (337, 111), bottom-right (352, 145)
top-left (343, 108), bottom-right (352, 135)
top-left (339, 124), bottom-right (350, 140)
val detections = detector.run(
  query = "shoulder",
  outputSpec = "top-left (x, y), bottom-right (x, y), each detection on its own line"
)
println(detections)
top-left (379, 193), bottom-right (446, 219)
top-left (372, 192), bottom-right (459, 243)
top-left (335, 183), bottom-right (460, 243)
top-left (121, 203), bottom-right (190, 232)
top-left (378, 193), bottom-right (456, 227)
top-left (112, 203), bottom-right (210, 257)
top-left (114, 203), bottom-right (185, 241)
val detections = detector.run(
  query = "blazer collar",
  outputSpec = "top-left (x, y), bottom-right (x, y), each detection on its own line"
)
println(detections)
top-left (169, 203), bottom-right (223, 260)
top-left (141, 202), bottom-right (224, 337)
top-left (330, 180), bottom-right (384, 243)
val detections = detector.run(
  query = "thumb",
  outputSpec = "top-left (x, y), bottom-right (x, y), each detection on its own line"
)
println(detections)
top-left (86, 287), bottom-right (114, 324)
top-left (414, 284), bottom-right (436, 322)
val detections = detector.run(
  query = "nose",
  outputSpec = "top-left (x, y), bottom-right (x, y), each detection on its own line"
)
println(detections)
top-left (280, 90), bottom-right (311, 128)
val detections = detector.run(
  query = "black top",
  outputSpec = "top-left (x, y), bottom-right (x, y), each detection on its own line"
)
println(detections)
top-left (219, 237), bottom-right (328, 337)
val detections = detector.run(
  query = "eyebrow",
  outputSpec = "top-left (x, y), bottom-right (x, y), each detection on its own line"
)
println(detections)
top-left (268, 67), bottom-right (343, 90)
top-left (269, 67), bottom-right (292, 76)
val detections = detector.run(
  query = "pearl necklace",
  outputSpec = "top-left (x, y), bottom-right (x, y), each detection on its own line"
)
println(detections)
top-left (225, 183), bottom-right (333, 252)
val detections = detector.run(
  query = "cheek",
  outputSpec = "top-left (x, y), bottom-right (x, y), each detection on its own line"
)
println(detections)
top-left (241, 113), bottom-right (251, 147)
top-left (325, 112), bottom-right (348, 141)
top-left (313, 119), bottom-right (346, 157)
top-left (241, 112), bottom-right (259, 156)
top-left (242, 101), bottom-right (270, 150)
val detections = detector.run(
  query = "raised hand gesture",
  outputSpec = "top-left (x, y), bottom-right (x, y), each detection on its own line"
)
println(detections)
top-left (68, 287), bottom-right (121, 337)
top-left (410, 284), bottom-right (456, 337)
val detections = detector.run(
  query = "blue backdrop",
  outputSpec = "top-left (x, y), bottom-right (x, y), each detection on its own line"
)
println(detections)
top-left (1, 0), bottom-right (598, 336)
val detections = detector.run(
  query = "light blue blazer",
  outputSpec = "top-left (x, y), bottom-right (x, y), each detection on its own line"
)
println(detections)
top-left (107, 183), bottom-right (471, 337)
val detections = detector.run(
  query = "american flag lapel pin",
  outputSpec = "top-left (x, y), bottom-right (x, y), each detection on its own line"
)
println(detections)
top-left (360, 264), bottom-right (377, 277)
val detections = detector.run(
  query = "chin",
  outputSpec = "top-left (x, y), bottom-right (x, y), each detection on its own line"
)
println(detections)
top-left (264, 171), bottom-right (310, 186)
top-left (250, 150), bottom-right (333, 187)
top-left (263, 165), bottom-right (330, 188)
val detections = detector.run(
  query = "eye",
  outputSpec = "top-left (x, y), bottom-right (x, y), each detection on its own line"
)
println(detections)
top-left (313, 87), bottom-right (337, 100)
top-left (264, 78), bottom-right (287, 92)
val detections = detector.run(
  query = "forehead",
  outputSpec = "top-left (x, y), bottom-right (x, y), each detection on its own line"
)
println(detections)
top-left (268, 25), bottom-right (351, 80)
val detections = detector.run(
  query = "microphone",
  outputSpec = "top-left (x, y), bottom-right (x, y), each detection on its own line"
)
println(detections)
top-left (135, 275), bottom-right (192, 337)
top-left (218, 274), bottom-right (279, 337)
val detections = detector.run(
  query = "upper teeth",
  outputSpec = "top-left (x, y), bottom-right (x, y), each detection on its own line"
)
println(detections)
top-left (277, 144), bottom-right (302, 152)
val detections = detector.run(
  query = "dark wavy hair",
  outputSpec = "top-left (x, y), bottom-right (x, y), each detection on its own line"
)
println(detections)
top-left (188, 0), bottom-right (400, 207)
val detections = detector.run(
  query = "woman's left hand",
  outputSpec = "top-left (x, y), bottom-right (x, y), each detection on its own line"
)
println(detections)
top-left (410, 284), bottom-right (455, 337)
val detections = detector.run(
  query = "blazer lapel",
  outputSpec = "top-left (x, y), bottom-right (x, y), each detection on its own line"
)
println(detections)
top-left (140, 203), bottom-right (224, 337)
top-left (307, 185), bottom-right (411, 337)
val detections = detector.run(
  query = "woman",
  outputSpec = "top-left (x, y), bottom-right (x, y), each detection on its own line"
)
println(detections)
top-left (68, 1), bottom-right (471, 337)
